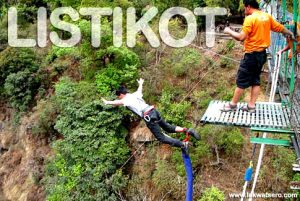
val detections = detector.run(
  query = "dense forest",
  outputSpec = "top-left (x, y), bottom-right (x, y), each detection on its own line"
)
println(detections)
top-left (0, 0), bottom-right (299, 200)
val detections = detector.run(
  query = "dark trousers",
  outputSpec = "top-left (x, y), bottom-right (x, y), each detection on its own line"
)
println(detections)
top-left (237, 50), bottom-right (267, 89)
top-left (144, 109), bottom-right (183, 148)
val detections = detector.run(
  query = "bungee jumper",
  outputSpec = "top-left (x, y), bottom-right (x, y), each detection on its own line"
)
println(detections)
top-left (102, 78), bottom-right (200, 153)
top-left (222, 0), bottom-right (294, 113)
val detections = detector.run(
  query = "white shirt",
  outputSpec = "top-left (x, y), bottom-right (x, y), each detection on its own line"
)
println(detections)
top-left (122, 91), bottom-right (150, 117)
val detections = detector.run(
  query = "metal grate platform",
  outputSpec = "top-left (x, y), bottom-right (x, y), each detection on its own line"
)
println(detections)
top-left (200, 100), bottom-right (292, 129)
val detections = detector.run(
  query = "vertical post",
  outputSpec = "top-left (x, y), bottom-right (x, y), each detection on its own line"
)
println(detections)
top-left (283, 0), bottom-right (287, 22)
top-left (282, 0), bottom-right (288, 82)
top-left (290, 0), bottom-right (298, 94)
top-left (249, 16), bottom-right (282, 199)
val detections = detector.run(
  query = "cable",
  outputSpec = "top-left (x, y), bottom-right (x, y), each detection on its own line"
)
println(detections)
top-left (190, 43), bottom-right (241, 63)
top-left (119, 141), bottom-right (147, 170)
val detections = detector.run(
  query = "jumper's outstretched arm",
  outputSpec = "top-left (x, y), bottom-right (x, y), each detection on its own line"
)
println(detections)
top-left (102, 98), bottom-right (123, 106)
top-left (137, 78), bottom-right (144, 94)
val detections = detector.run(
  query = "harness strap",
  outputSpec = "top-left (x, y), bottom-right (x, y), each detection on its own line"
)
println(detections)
top-left (184, 131), bottom-right (191, 142)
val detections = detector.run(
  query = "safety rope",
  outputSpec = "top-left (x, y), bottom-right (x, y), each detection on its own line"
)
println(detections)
top-left (190, 43), bottom-right (241, 63)
top-left (120, 141), bottom-right (147, 170)
top-left (240, 132), bottom-right (259, 201)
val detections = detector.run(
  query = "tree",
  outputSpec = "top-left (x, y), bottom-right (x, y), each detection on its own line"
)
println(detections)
top-left (4, 70), bottom-right (40, 112)
top-left (45, 78), bottom-right (130, 200)
top-left (0, 48), bottom-right (38, 87)
top-left (95, 46), bottom-right (140, 95)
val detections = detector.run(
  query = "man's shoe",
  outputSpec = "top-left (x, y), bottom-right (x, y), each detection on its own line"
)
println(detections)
top-left (187, 128), bottom-right (201, 140)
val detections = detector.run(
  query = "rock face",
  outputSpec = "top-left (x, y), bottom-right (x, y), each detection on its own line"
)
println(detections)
top-left (130, 122), bottom-right (156, 143)
top-left (0, 105), bottom-right (51, 201)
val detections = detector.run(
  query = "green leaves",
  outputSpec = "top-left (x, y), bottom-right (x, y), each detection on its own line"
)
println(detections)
top-left (95, 46), bottom-right (140, 95)
top-left (158, 90), bottom-right (192, 126)
top-left (199, 125), bottom-right (244, 156)
top-left (4, 70), bottom-right (40, 112)
top-left (198, 186), bottom-right (225, 201)
top-left (45, 78), bottom-right (130, 200)
top-left (0, 48), bottom-right (40, 112)
top-left (0, 48), bottom-right (38, 86)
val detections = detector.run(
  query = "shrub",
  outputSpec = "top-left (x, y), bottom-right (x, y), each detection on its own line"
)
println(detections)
top-left (199, 125), bottom-right (244, 156)
top-left (193, 90), bottom-right (212, 110)
top-left (152, 159), bottom-right (185, 199)
top-left (46, 46), bottom-right (81, 63)
top-left (271, 147), bottom-right (295, 184)
top-left (32, 99), bottom-right (59, 140)
top-left (162, 47), bottom-right (201, 77)
top-left (191, 141), bottom-right (212, 165)
top-left (171, 150), bottom-right (188, 176)
top-left (218, 40), bottom-right (235, 55)
top-left (171, 140), bottom-right (211, 178)
top-left (222, 128), bottom-right (244, 155)
top-left (0, 47), bottom-right (38, 87)
top-left (4, 70), bottom-right (40, 112)
top-left (0, 15), bottom-right (7, 51)
top-left (158, 90), bottom-right (192, 127)
top-left (198, 186), bottom-right (225, 201)
top-left (220, 57), bottom-right (235, 68)
top-left (288, 173), bottom-right (300, 200)
top-left (45, 78), bottom-right (130, 200)
top-left (95, 46), bottom-right (140, 95)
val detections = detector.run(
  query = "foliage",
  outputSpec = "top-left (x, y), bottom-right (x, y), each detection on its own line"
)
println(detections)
top-left (0, 47), bottom-right (40, 111)
top-left (293, 173), bottom-right (300, 181)
top-left (171, 150), bottom-right (188, 176)
top-left (220, 57), bottom-right (235, 68)
top-left (226, 40), bottom-right (235, 52)
top-left (77, 18), bottom-right (114, 80)
top-left (161, 47), bottom-right (201, 77)
top-left (0, 15), bottom-right (7, 51)
top-left (4, 70), bottom-right (40, 112)
top-left (198, 186), bottom-right (225, 201)
top-left (45, 78), bottom-right (130, 200)
top-left (290, 173), bottom-right (300, 201)
top-left (191, 141), bottom-right (212, 165)
top-left (95, 46), bottom-right (140, 95)
top-left (194, 90), bottom-right (212, 110)
top-left (150, 0), bottom-right (205, 13)
top-left (0, 47), bottom-right (38, 86)
top-left (199, 125), bottom-right (244, 156)
top-left (46, 46), bottom-right (81, 63)
top-left (218, 40), bottom-right (236, 68)
top-left (32, 99), bottom-right (60, 140)
top-left (271, 147), bottom-right (295, 184)
top-left (3, 0), bottom-right (48, 24)
top-left (205, 0), bottom-right (241, 15)
top-left (152, 158), bottom-right (185, 199)
top-left (173, 48), bottom-right (201, 77)
top-left (158, 90), bottom-right (192, 127)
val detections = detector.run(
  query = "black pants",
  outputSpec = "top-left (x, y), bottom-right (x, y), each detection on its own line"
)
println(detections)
top-left (237, 50), bottom-right (267, 89)
top-left (144, 109), bottom-right (183, 148)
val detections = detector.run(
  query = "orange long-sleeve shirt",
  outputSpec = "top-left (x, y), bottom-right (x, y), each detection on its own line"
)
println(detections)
top-left (242, 10), bottom-right (284, 53)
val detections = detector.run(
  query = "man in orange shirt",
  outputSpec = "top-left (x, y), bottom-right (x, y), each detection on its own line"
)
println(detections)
top-left (222, 0), bottom-right (294, 113)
